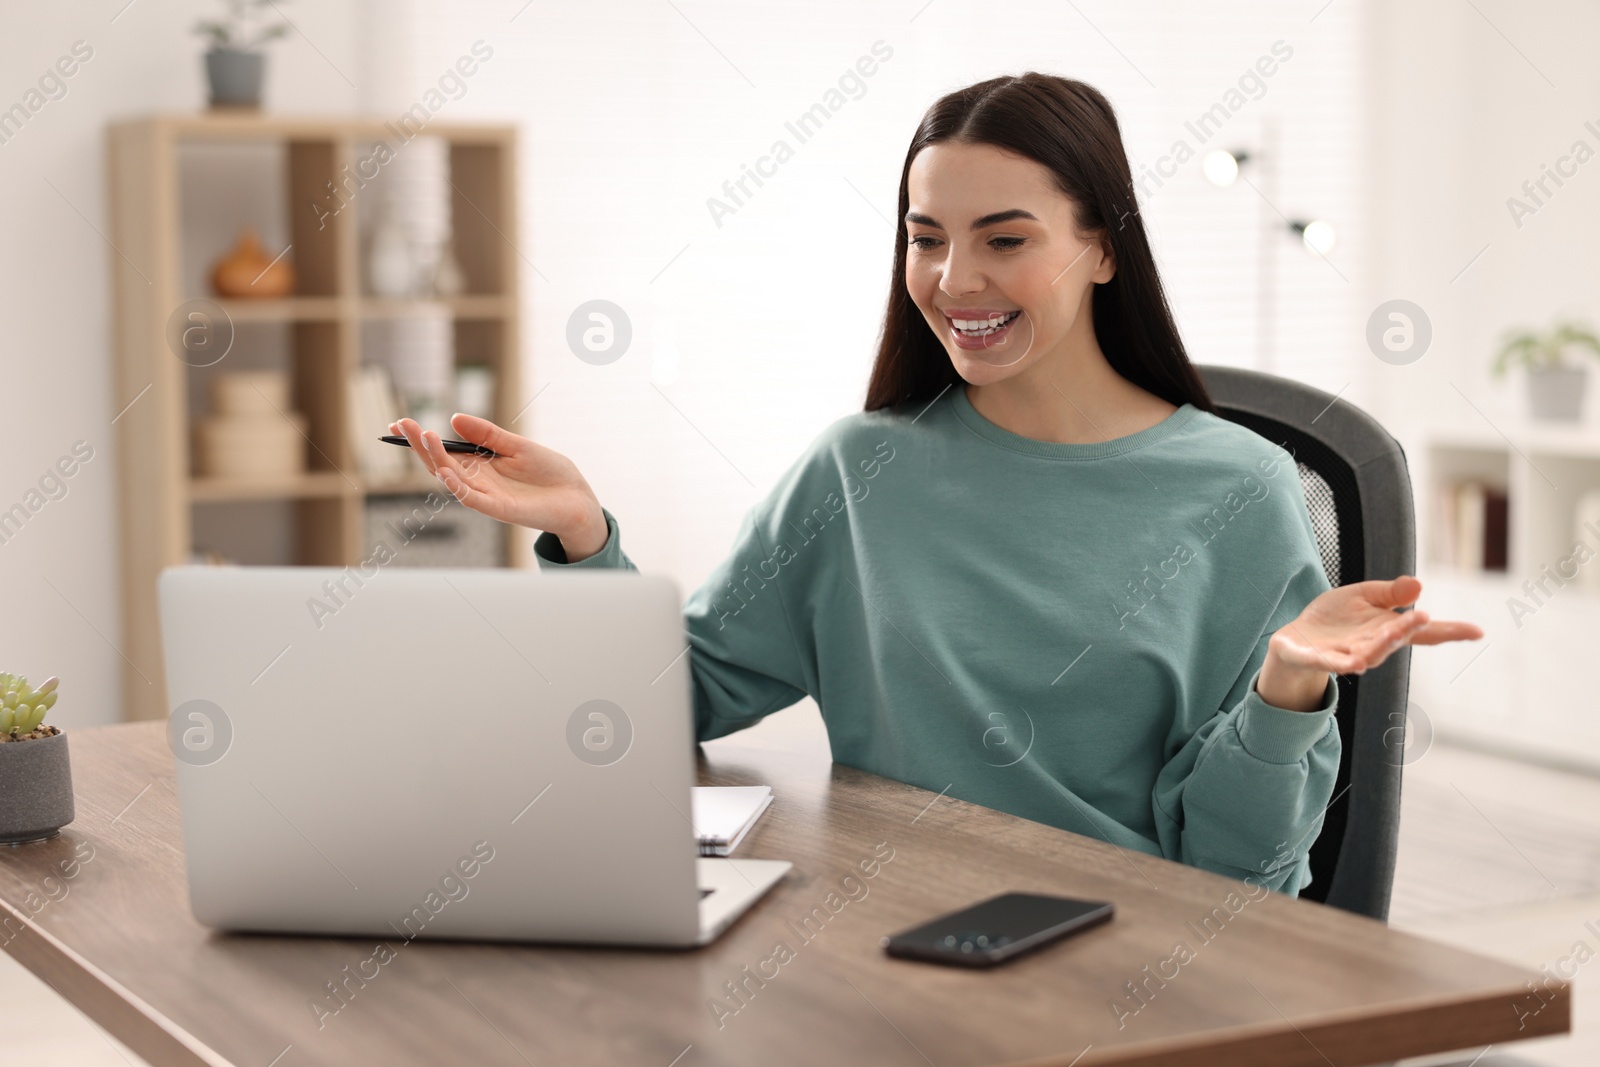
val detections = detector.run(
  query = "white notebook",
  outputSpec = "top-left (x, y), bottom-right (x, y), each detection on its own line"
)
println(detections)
top-left (691, 786), bottom-right (773, 857)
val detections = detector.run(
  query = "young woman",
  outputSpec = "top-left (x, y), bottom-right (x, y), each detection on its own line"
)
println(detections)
top-left (390, 74), bottom-right (1481, 897)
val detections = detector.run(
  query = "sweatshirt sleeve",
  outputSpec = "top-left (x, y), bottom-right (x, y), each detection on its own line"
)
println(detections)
top-left (533, 506), bottom-right (813, 743)
top-left (1149, 494), bottom-right (1342, 897)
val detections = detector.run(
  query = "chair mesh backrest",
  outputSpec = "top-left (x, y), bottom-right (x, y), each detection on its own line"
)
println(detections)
top-left (1207, 407), bottom-right (1365, 904)
top-left (1298, 464), bottom-right (1341, 587)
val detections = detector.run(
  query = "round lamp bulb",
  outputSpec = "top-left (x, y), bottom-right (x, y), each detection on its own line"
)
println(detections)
top-left (1202, 150), bottom-right (1240, 187)
top-left (1300, 219), bottom-right (1337, 255)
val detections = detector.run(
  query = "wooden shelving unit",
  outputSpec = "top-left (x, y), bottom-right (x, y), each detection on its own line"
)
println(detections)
top-left (108, 114), bottom-right (525, 722)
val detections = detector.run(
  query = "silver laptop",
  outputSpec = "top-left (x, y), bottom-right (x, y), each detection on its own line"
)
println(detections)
top-left (157, 565), bottom-right (790, 947)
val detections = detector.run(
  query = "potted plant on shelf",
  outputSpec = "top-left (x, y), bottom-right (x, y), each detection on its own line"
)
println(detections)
top-left (0, 673), bottom-right (74, 845)
top-left (1492, 319), bottom-right (1600, 422)
top-left (194, 0), bottom-right (289, 110)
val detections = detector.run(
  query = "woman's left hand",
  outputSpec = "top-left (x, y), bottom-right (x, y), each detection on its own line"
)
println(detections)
top-left (1255, 575), bottom-right (1484, 711)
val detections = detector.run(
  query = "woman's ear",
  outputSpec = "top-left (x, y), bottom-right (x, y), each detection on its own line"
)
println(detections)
top-left (1091, 232), bottom-right (1116, 284)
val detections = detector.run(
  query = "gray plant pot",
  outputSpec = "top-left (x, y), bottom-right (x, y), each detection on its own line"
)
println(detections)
top-left (0, 731), bottom-right (75, 845)
top-left (205, 48), bottom-right (265, 109)
top-left (1527, 365), bottom-right (1588, 422)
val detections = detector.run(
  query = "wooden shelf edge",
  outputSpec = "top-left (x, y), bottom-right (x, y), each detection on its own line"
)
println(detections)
top-left (359, 295), bottom-right (512, 319)
top-left (1423, 426), bottom-right (1600, 459)
top-left (207, 296), bottom-right (342, 323)
top-left (186, 473), bottom-right (473, 502)
top-left (361, 476), bottom-right (451, 496)
top-left (187, 296), bottom-right (513, 323)
top-left (113, 114), bottom-right (516, 145)
top-left (187, 471), bottom-right (352, 502)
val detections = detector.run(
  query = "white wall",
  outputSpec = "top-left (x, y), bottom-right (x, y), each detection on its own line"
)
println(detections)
top-left (1364, 0), bottom-right (1600, 435)
top-left (0, 0), bottom-right (1373, 728)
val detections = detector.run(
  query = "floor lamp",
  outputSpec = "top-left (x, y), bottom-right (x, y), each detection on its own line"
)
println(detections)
top-left (1202, 116), bottom-right (1337, 374)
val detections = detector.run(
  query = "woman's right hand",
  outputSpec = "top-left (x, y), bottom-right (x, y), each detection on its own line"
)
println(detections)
top-left (389, 414), bottom-right (611, 562)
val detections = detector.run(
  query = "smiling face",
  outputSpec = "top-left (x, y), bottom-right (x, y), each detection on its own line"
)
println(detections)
top-left (904, 140), bottom-right (1115, 385)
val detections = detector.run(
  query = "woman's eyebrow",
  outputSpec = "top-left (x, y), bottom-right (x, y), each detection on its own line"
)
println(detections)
top-left (904, 208), bottom-right (1039, 230)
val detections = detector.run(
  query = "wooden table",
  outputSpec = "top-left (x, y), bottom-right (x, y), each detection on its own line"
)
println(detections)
top-left (0, 723), bottom-right (1569, 1067)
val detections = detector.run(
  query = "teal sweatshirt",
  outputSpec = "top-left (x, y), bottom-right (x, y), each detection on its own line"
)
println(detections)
top-left (534, 385), bottom-right (1340, 896)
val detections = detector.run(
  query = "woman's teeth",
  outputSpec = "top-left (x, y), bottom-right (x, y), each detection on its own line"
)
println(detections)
top-left (951, 311), bottom-right (1020, 337)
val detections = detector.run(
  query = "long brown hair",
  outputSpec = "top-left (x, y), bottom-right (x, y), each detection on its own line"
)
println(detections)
top-left (863, 73), bottom-right (1214, 415)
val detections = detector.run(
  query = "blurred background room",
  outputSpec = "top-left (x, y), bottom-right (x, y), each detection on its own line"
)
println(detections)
top-left (2, 0), bottom-right (1599, 1063)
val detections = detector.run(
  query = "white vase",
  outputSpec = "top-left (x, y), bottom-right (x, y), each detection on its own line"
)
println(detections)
top-left (1527, 365), bottom-right (1587, 422)
top-left (368, 219), bottom-right (413, 298)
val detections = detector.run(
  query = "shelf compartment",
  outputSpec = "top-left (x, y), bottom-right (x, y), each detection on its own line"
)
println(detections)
top-left (1424, 443), bottom-right (1511, 573)
top-left (1521, 451), bottom-right (1600, 588)
top-left (448, 142), bottom-right (511, 296)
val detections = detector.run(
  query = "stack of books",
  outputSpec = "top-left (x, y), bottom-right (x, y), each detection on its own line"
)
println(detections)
top-left (1430, 480), bottom-right (1509, 572)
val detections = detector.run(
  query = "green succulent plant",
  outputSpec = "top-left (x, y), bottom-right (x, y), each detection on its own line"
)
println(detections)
top-left (0, 673), bottom-right (58, 739)
top-left (1492, 320), bottom-right (1600, 377)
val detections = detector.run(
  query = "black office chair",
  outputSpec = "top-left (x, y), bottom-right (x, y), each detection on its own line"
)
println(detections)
top-left (1197, 365), bottom-right (1415, 923)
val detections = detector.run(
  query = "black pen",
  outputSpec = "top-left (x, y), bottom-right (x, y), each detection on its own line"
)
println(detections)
top-left (379, 435), bottom-right (500, 459)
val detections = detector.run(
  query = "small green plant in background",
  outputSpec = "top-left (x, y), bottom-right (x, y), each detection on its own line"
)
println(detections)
top-left (1492, 320), bottom-right (1600, 377)
top-left (0, 673), bottom-right (58, 740)
top-left (193, 0), bottom-right (290, 50)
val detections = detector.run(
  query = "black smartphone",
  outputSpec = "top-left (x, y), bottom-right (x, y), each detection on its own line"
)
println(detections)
top-left (881, 892), bottom-right (1113, 968)
top-left (379, 434), bottom-right (499, 458)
